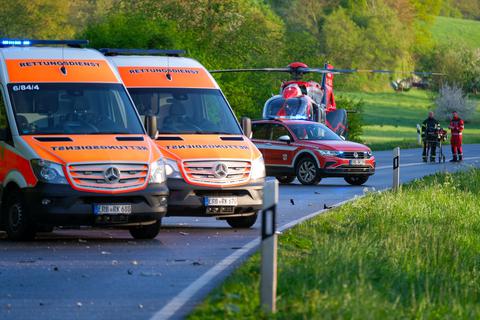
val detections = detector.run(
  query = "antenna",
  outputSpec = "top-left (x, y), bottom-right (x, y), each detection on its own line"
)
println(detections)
top-left (60, 46), bottom-right (67, 76)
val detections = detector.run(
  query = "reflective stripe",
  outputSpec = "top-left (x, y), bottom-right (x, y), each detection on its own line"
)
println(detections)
top-left (255, 143), bottom-right (298, 151)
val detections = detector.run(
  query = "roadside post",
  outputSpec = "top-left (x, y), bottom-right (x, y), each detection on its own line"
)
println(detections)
top-left (261, 178), bottom-right (279, 313)
top-left (393, 147), bottom-right (400, 191)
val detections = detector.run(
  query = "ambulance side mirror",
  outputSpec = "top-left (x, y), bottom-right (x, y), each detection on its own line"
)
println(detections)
top-left (241, 117), bottom-right (252, 139)
top-left (145, 115), bottom-right (158, 139)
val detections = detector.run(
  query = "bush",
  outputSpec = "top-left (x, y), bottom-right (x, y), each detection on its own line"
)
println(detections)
top-left (434, 84), bottom-right (476, 121)
top-left (336, 96), bottom-right (364, 142)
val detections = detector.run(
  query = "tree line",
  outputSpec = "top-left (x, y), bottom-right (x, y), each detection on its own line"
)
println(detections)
top-left (0, 0), bottom-right (478, 118)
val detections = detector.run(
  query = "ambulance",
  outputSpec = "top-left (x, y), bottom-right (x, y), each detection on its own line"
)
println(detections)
top-left (104, 49), bottom-right (265, 228)
top-left (0, 40), bottom-right (168, 240)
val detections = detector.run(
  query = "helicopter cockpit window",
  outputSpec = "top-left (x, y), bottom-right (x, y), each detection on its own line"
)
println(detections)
top-left (263, 96), bottom-right (312, 120)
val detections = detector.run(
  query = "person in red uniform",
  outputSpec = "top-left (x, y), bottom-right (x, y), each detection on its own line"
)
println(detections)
top-left (449, 111), bottom-right (464, 162)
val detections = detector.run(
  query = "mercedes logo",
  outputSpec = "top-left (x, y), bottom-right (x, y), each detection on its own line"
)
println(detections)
top-left (104, 166), bottom-right (121, 184)
top-left (353, 152), bottom-right (359, 158)
top-left (213, 162), bottom-right (228, 179)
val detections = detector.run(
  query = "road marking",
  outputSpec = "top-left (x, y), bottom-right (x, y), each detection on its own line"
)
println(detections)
top-left (151, 155), bottom-right (480, 320)
top-left (376, 156), bottom-right (480, 170)
top-left (151, 196), bottom-right (363, 320)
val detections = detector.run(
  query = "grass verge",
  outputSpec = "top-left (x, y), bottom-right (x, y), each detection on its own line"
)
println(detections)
top-left (189, 168), bottom-right (480, 319)
top-left (339, 89), bottom-right (480, 151)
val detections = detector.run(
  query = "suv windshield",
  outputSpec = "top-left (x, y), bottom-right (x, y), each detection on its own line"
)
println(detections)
top-left (8, 83), bottom-right (144, 135)
top-left (128, 88), bottom-right (242, 135)
top-left (289, 123), bottom-right (341, 141)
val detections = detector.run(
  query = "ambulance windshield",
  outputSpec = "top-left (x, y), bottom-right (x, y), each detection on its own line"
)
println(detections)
top-left (128, 88), bottom-right (242, 135)
top-left (8, 83), bottom-right (144, 135)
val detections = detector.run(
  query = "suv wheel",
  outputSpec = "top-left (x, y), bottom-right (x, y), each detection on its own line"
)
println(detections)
top-left (226, 213), bottom-right (258, 228)
top-left (344, 175), bottom-right (369, 186)
top-left (276, 176), bottom-right (295, 184)
top-left (296, 157), bottom-right (321, 185)
top-left (129, 220), bottom-right (161, 239)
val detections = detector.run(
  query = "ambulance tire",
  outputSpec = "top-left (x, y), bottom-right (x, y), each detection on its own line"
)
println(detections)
top-left (129, 219), bottom-right (161, 240)
top-left (344, 175), bottom-right (369, 186)
top-left (296, 157), bottom-right (321, 185)
top-left (276, 176), bottom-right (295, 184)
top-left (4, 192), bottom-right (36, 241)
top-left (226, 212), bottom-right (258, 229)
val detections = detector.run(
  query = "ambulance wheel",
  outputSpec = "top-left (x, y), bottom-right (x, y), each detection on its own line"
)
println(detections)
top-left (129, 220), bottom-right (161, 240)
top-left (344, 175), bottom-right (369, 186)
top-left (226, 213), bottom-right (258, 229)
top-left (4, 193), bottom-right (36, 241)
top-left (296, 157), bottom-right (321, 185)
top-left (276, 176), bottom-right (295, 184)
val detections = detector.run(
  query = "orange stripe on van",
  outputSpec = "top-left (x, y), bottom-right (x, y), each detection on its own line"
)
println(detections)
top-left (118, 66), bottom-right (216, 88)
top-left (6, 59), bottom-right (119, 83)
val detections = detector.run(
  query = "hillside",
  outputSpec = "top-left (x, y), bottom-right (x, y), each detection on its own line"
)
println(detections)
top-left (431, 16), bottom-right (480, 48)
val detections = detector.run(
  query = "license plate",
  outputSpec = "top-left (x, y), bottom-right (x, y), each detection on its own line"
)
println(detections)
top-left (204, 197), bottom-right (238, 207)
top-left (94, 204), bottom-right (132, 215)
top-left (350, 159), bottom-right (366, 166)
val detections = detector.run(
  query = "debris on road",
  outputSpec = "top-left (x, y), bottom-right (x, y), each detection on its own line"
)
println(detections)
top-left (290, 199), bottom-right (295, 205)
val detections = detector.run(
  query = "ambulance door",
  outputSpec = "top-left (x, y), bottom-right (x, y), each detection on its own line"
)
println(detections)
top-left (0, 89), bottom-right (11, 184)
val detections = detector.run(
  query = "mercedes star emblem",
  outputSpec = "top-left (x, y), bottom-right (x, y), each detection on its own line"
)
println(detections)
top-left (104, 166), bottom-right (121, 184)
top-left (353, 152), bottom-right (359, 158)
top-left (213, 162), bottom-right (228, 179)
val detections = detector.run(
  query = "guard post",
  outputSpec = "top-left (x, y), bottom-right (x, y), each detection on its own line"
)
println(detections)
top-left (393, 147), bottom-right (400, 191)
top-left (260, 178), bottom-right (279, 313)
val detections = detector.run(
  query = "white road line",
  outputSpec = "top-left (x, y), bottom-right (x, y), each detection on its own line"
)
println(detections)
top-left (376, 156), bottom-right (480, 170)
top-left (151, 155), bottom-right (480, 320)
top-left (151, 196), bottom-right (364, 320)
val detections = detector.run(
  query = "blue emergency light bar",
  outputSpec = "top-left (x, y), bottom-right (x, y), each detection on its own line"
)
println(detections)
top-left (100, 48), bottom-right (185, 57)
top-left (0, 39), bottom-right (89, 48)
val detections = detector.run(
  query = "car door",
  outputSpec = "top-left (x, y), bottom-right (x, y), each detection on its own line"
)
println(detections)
top-left (268, 123), bottom-right (298, 166)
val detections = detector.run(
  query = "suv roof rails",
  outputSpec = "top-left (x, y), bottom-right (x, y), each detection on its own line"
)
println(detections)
top-left (99, 48), bottom-right (185, 57)
top-left (0, 39), bottom-right (88, 48)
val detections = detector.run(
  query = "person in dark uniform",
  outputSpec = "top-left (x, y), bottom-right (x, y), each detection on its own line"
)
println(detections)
top-left (421, 111), bottom-right (440, 162)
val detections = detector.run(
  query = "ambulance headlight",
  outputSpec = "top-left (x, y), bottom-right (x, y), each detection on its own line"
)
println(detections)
top-left (149, 159), bottom-right (166, 184)
top-left (165, 159), bottom-right (182, 179)
top-left (31, 159), bottom-right (68, 184)
top-left (250, 156), bottom-right (266, 180)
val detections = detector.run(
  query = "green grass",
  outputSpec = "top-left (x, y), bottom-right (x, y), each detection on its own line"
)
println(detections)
top-left (189, 169), bottom-right (480, 319)
top-left (338, 89), bottom-right (480, 150)
top-left (431, 16), bottom-right (480, 48)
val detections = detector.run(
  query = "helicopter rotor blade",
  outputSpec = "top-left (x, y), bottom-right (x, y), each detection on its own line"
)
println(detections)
top-left (209, 68), bottom-right (291, 73)
top-left (355, 69), bottom-right (445, 76)
top-left (297, 67), bottom-right (357, 74)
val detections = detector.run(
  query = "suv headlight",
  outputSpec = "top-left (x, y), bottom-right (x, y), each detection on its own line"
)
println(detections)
top-left (165, 159), bottom-right (182, 179)
top-left (317, 150), bottom-right (342, 157)
top-left (250, 156), bottom-right (266, 180)
top-left (31, 159), bottom-right (68, 184)
top-left (149, 159), bottom-right (166, 184)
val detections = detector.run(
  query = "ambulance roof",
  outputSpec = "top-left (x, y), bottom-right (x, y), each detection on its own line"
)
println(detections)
top-left (0, 47), bottom-right (121, 84)
top-left (106, 55), bottom-right (220, 89)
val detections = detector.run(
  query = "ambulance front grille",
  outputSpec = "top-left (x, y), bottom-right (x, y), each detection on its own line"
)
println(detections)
top-left (182, 160), bottom-right (251, 186)
top-left (67, 162), bottom-right (149, 191)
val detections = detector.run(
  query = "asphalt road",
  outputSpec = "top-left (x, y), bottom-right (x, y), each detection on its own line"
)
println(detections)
top-left (1, 145), bottom-right (479, 320)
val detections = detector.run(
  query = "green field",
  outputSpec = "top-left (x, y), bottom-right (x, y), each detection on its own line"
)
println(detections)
top-left (431, 16), bottom-right (480, 48)
top-left (338, 89), bottom-right (480, 150)
top-left (190, 169), bottom-right (480, 319)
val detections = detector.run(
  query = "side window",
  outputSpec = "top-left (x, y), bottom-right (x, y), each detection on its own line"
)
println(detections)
top-left (271, 124), bottom-right (291, 141)
top-left (0, 89), bottom-right (7, 129)
top-left (252, 123), bottom-right (270, 140)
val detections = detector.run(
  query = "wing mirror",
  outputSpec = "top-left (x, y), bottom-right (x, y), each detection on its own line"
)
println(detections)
top-left (339, 135), bottom-right (346, 141)
top-left (145, 115), bottom-right (158, 139)
top-left (278, 135), bottom-right (291, 143)
top-left (241, 117), bottom-right (252, 139)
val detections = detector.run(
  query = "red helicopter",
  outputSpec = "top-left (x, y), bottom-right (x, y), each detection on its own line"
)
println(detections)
top-left (210, 63), bottom-right (443, 137)
top-left (210, 62), bottom-right (356, 137)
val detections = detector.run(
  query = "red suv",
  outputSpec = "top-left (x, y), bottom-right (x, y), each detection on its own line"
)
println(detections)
top-left (251, 119), bottom-right (375, 185)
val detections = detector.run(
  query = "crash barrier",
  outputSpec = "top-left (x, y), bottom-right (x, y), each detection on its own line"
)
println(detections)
top-left (393, 147), bottom-right (400, 191)
top-left (261, 178), bottom-right (279, 313)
